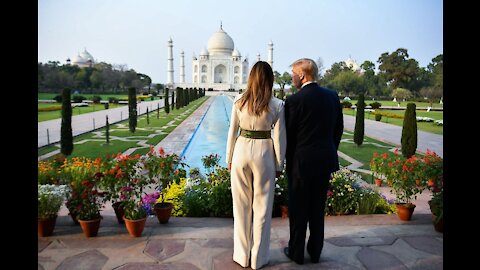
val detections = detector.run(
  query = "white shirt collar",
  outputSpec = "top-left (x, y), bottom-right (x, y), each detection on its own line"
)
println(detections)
top-left (301, 81), bottom-right (315, 88)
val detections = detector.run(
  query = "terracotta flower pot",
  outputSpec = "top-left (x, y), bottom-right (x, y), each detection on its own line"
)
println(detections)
top-left (38, 215), bottom-right (57, 237)
top-left (280, 205), bottom-right (289, 219)
top-left (154, 202), bottom-right (173, 224)
top-left (395, 203), bottom-right (416, 221)
top-left (124, 217), bottom-right (147, 237)
top-left (432, 215), bottom-right (443, 233)
top-left (375, 179), bottom-right (383, 187)
top-left (78, 218), bottom-right (101, 237)
top-left (112, 201), bottom-right (125, 224)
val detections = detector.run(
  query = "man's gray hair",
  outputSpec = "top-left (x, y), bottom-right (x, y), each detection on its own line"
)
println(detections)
top-left (290, 58), bottom-right (318, 81)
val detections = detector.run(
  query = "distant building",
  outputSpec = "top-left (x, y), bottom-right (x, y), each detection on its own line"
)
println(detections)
top-left (69, 48), bottom-right (96, 68)
top-left (168, 23), bottom-right (273, 91)
top-left (344, 56), bottom-right (362, 73)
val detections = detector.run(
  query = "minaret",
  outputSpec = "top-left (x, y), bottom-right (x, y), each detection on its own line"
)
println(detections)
top-left (267, 40), bottom-right (274, 68)
top-left (180, 50), bottom-right (185, 83)
top-left (167, 37), bottom-right (174, 85)
top-left (256, 53), bottom-right (261, 62)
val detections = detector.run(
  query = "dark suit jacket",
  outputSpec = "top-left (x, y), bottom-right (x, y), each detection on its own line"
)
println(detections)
top-left (285, 83), bottom-right (343, 191)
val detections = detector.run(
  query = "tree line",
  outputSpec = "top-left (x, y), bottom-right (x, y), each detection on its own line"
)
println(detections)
top-left (274, 48), bottom-right (443, 103)
top-left (38, 61), bottom-right (163, 94)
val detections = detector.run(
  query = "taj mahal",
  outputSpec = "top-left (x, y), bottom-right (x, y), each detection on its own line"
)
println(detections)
top-left (167, 24), bottom-right (274, 91)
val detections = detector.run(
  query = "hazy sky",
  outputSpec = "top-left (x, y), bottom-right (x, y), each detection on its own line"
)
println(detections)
top-left (38, 0), bottom-right (443, 84)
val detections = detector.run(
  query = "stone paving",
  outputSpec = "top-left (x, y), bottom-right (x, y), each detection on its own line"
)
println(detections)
top-left (38, 214), bottom-right (442, 270)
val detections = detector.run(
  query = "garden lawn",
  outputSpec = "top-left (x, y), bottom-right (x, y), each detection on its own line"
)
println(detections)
top-left (38, 103), bottom-right (126, 122)
top-left (39, 96), bottom-right (208, 160)
top-left (347, 99), bottom-right (443, 109)
top-left (342, 109), bottom-right (443, 135)
top-left (338, 131), bottom-right (396, 171)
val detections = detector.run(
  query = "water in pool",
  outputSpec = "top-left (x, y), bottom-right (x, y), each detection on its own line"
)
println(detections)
top-left (181, 94), bottom-right (234, 175)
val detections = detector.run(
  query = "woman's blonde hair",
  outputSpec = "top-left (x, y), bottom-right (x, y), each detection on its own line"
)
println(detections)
top-left (238, 61), bottom-right (273, 116)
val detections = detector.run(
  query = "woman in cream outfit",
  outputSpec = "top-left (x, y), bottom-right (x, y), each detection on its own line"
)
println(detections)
top-left (226, 61), bottom-right (286, 269)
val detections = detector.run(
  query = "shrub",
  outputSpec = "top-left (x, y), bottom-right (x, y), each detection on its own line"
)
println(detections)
top-left (164, 88), bottom-right (170, 114)
top-left (202, 153), bottom-right (220, 174)
top-left (354, 93), bottom-right (365, 146)
top-left (162, 178), bottom-right (187, 216)
top-left (184, 183), bottom-right (210, 217)
top-left (53, 95), bottom-right (62, 103)
top-left (108, 97), bottom-right (119, 104)
top-left (274, 167), bottom-right (288, 207)
top-left (375, 113), bottom-right (382, 121)
top-left (72, 95), bottom-right (86, 103)
top-left (207, 167), bottom-right (233, 217)
top-left (369, 101), bottom-right (382, 109)
top-left (356, 188), bottom-right (380, 214)
top-left (325, 168), bottom-right (363, 215)
top-left (128, 87), bottom-right (137, 133)
top-left (92, 96), bottom-right (102, 103)
top-left (401, 103), bottom-right (417, 157)
top-left (61, 87), bottom-right (73, 155)
top-left (375, 195), bottom-right (397, 214)
top-left (341, 101), bottom-right (352, 108)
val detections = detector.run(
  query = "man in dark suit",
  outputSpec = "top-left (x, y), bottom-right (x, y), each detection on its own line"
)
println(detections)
top-left (283, 58), bottom-right (343, 264)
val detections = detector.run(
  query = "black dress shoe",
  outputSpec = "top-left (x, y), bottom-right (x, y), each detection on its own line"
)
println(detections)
top-left (283, 247), bottom-right (304, 265)
top-left (307, 246), bottom-right (319, 263)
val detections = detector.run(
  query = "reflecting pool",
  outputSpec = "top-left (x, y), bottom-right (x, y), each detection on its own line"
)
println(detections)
top-left (181, 94), bottom-right (234, 175)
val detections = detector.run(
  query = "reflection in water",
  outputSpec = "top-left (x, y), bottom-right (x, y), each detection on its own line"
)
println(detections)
top-left (182, 95), bottom-right (233, 175)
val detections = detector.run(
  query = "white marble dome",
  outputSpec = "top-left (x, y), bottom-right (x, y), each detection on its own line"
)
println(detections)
top-left (71, 48), bottom-right (95, 67)
top-left (232, 49), bottom-right (241, 57)
top-left (200, 48), bottom-right (209, 56)
top-left (207, 27), bottom-right (234, 56)
top-left (79, 48), bottom-right (94, 61)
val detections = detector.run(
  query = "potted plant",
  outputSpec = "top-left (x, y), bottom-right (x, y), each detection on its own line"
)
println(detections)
top-left (75, 173), bottom-right (104, 237)
top-left (422, 150), bottom-right (443, 192)
top-left (38, 154), bottom-right (67, 185)
top-left (147, 147), bottom-right (186, 224)
top-left (63, 157), bottom-right (101, 224)
top-left (386, 153), bottom-right (425, 221)
top-left (370, 152), bottom-right (389, 186)
top-left (428, 189), bottom-right (443, 232)
top-left (97, 153), bottom-right (139, 224)
top-left (38, 184), bottom-right (68, 237)
top-left (201, 153), bottom-right (221, 175)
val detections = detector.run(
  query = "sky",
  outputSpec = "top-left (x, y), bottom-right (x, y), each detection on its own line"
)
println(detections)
top-left (38, 0), bottom-right (443, 84)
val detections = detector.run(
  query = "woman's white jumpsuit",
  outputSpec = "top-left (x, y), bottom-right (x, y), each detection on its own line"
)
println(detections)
top-left (226, 94), bottom-right (286, 269)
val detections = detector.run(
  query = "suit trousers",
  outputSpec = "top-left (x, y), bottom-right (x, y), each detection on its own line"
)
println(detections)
top-left (287, 171), bottom-right (330, 263)
top-left (231, 136), bottom-right (276, 269)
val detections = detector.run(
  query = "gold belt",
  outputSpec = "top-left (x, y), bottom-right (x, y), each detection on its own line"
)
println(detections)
top-left (239, 128), bottom-right (271, 139)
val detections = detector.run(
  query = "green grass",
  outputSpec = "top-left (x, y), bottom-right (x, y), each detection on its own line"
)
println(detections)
top-left (356, 171), bottom-right (374, 184)
top-left (38, 93), bottom-right (163, 100)
top-left (339, 156), bottom-right (351, 167)
top-left (339, 131), bottom-right (395, 171)
top-left (38, 103), bottom-right (126, 122)
top-left (348, 99), bottom-right (443, 108)
top-left (342, 109), bottom-right (443, 135)
top-left (39, 97), bottom-right (208, 160)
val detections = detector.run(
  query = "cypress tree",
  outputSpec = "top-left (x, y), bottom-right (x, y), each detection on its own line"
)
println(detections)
top-left (171, 89), bottom-right (175, 111)
top-left (176, 87), bottom-right (181, 109)
top-left (157, 103), bottom-right (160, 119)
top-left (164, 88), bottom-right (170, 114)
top-left (105, 115), bottom-right (110, 145)
top-left (401, 103), bottom-right (417, 157)
top-left (146, 107), bottom-right (150, 125)
top-left (60, 87), bottom-right (73, 155)
top-left (128, 87), bottom-right (137, 133)
top-left (354, 93), bottom-right (365, 146)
